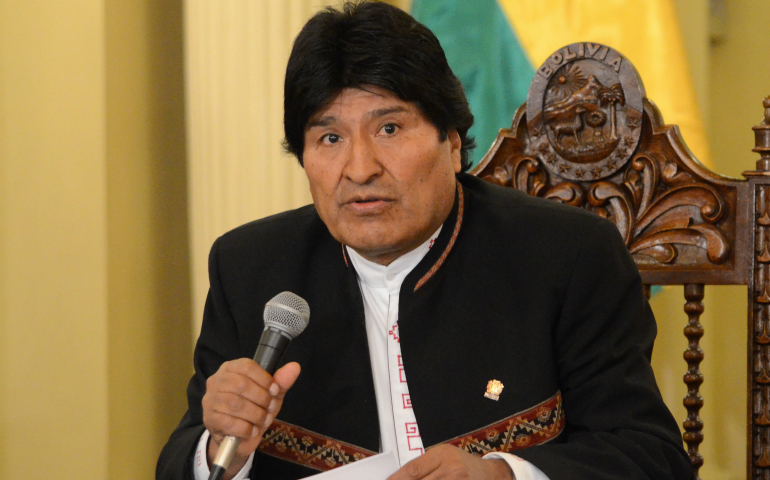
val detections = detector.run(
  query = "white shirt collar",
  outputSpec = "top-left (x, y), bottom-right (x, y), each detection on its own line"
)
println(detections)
top-left (346, 226), bottom-right (442, 293)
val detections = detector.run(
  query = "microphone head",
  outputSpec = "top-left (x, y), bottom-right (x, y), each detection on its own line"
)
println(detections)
top-left (263, 291), bottom-right (310, 338)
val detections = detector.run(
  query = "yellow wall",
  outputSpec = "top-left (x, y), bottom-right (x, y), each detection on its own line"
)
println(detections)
top-left (0, 1), bottom-right (109, 478)
top-left (0, 1), bottom-right (189, 479)
top-left (184, 0), bottom-right (320, 337)
top-left (104, 0), bottom-right (190, 478)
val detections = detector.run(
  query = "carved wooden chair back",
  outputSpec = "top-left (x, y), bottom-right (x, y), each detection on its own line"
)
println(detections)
top-left (471, 42), bottom-right (770, 480)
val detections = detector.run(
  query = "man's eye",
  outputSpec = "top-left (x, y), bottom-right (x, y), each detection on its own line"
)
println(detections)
top-left (322, 133), bottom-right (341, 144)
top-left (381, 124), bottom-right (398, 135)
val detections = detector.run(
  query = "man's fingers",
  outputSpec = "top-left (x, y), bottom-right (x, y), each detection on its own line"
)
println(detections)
top-left (402, 457), bottom-right (441, 480)
top-left (222, 357), bottom-right (274, 390)
top-left (202, 360), bottom-right (302, 442)
top-left (397, 470), bottom-right (447, 480)
top-left (209, 392), bottom-right (272, 427)
top-left (207, 371), bottom-right (274, 409)
top-left (220, 359), bottom-right (301, 401)
top-left (272, 362), bottom-right (301, 399)
top-left (201, 359), bottom-right (305, 474)
top-left (387, 452), bottom-right (441, 480)
top-left (205, 410), bottom-right (257, 440)
top-left (388, 446), bottom-right (514, 480)
top-left (236, 431), bottom-right (264, 457)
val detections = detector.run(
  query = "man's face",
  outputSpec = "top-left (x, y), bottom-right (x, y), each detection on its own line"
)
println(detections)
top-left (303, 87), bottom-right (462, 266)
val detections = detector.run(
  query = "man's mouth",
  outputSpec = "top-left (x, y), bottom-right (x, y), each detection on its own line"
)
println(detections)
top-left (343, 195), bottom-right (391, 205)
top-left (342, 195), bottom-right (393, 213)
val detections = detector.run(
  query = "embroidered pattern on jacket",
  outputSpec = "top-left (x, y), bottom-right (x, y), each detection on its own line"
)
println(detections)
top-left (257, 420), bottom-right (377, 472)
top-left (446, 390), bottom-right (565, 454)
top-left (414, 182), bottom-right (464, 291)
top-left (257, 390), bottom-right (563, 472)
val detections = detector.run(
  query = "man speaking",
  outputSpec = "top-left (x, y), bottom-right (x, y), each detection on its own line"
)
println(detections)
top-left (157, 2), bottom-right (693, 479)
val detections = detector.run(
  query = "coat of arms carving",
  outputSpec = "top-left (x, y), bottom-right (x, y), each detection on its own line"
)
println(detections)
top-left (526, 43), bottom-right (644, 181)
top-left (472, 42), bottom-right (737, 272)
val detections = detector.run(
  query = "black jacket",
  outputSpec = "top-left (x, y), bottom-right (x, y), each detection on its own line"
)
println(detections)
top-left (157, 174), bottom-right (693, 479)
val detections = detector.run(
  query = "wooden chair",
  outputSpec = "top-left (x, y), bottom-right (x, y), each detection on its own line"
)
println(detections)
top-left (470, 41), bottom-right (770, 480)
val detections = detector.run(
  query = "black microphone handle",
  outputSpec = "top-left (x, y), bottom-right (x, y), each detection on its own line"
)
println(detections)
top-left (252, 327), bottom-right (292, 373)
top-left (208, 327), bottom-right (293, 480)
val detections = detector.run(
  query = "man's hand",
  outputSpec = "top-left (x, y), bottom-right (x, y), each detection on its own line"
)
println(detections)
top-left (387, 444), bottom-right (514, 480)
top-left (202, 360), bottom-right (301, 479)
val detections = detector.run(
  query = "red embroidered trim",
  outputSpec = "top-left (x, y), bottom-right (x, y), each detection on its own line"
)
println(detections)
top-left (445, 391), bottom-right (565, 454)
top-left (257, 391), bottom-right (563, 471)
top-left (257, 420), bottom-right (376, 472)
top-left (414, 182), bottom-right (464, 291)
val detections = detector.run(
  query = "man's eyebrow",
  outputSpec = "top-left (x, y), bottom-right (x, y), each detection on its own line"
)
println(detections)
top-left (306, 116), bottom-right (336, 129)
top-left (367, 106), bottom-right (409, 119)
top-left (306, 106), bottom-right (410, 130)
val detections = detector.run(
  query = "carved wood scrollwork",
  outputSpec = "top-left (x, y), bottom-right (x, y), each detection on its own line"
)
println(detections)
top-left (477, 108), bottom-right (733, 271)
top-left (473, 43), bottom-right (737, 274)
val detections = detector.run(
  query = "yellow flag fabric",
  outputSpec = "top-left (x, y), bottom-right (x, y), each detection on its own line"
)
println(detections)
top-left (497, 0), bottom-right (711, 166)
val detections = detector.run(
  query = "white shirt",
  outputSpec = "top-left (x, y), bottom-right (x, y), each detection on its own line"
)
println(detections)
top-left (194, 229), bottom-right (549, 480)
top-left (348, 230), bottom-right (437, 465)
top-left (347, 229), bottom-right (549, 480)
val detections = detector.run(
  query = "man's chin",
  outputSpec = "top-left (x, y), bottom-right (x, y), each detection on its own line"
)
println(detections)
top-left (345, 240), bottom-right (397, 258)
top-left (339, 234), bottom-right (391, 257)
top-left (344, 236), bottom-right (428, 266)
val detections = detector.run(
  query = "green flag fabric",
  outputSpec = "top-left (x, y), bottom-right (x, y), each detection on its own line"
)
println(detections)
top-left (411, 0), bottom-right (534, 167)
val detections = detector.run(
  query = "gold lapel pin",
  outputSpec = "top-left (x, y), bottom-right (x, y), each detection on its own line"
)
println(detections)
top-left (484, 379), bottom-right (504, 401)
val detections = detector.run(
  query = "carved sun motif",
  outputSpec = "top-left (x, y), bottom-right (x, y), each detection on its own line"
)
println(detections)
top-left (546, 64), bottom-right (587, 104)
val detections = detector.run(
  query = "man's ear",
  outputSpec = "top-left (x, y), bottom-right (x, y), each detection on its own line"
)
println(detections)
top-left (448, 130), bottom-right (462, 174)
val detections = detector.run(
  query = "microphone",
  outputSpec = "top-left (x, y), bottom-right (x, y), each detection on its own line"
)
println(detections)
top-left (209, 291), bottom-right (310, 480)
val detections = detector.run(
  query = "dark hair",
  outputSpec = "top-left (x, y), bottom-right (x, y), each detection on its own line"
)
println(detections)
top-left (283, 1), bottom-right (476, 172)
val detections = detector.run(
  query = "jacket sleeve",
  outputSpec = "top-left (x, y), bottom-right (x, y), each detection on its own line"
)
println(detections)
top-left (514, 216), bottom-right (694, 480)
top-left (156, 238), bottom-right (242, 480)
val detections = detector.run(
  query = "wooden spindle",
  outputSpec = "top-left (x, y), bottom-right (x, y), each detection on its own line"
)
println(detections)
top-left (752, 97), bottom-right (770, 171)
top-left (746, 98), bottom-right (770, 480)
top-left (683, 283), bottom-right (705, 479)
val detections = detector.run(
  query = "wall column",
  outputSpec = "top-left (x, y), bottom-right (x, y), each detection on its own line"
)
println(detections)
top-left (184, 0), bottom-right (333, 334)
top-left (0, 2), bottom-right (109, 478)
top-left (0, 1), bottom-right (189, 478)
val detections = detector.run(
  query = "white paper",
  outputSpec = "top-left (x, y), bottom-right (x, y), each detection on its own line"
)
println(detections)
top-left (303, 451), bottom-right (399, 480)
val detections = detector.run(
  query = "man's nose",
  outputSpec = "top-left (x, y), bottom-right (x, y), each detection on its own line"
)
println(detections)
top-left (342, 136), bottom-right (383, 184)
